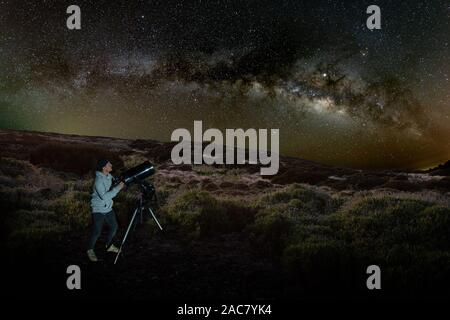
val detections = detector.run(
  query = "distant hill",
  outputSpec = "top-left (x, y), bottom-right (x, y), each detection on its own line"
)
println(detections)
top-left (0, 128), bottom-right (448, 192)
top-left (427, 160), bottom-right (450, 176)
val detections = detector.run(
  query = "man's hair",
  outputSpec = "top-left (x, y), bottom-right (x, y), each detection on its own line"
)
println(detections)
top-left (96, 159), bottom-right (109, 172)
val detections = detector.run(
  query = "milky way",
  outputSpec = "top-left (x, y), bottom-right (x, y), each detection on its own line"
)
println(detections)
top-left (1, 0), bottom-right (450, 169)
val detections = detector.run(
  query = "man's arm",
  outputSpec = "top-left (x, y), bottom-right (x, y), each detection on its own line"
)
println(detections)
top-left (94, 179), bottom-right (122, 201)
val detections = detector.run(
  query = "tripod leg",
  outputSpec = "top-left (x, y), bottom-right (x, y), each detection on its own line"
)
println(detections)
top-left (114, 207), bottom-right (139, 265)
top-left (147, 207), bottom-right (163, 231)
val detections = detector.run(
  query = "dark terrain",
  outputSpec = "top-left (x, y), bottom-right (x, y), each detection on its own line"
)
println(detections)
top-left (0, 129), bottom-right (449, 299)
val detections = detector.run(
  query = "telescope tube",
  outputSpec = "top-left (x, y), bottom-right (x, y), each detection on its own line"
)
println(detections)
top-left (120, 161), bottom-right (155, 186)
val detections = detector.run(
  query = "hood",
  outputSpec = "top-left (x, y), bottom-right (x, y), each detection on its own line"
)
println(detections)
top-left (95, 171), bottom-right (112, 180)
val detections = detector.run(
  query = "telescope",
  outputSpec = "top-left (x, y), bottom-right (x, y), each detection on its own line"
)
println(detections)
top-left (113, 161), bottom-right (155, 187)
top-left (112, 161), bottom-right (162, 264)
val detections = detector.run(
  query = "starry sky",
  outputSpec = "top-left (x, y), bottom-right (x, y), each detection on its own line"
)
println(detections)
top-left (1, 0), bottom-right (449, 169)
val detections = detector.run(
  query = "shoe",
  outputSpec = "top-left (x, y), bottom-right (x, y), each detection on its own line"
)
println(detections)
top-left (87, 249), bottom-right (98, 262)
top-left (106, 244), bottom-right (119, 253)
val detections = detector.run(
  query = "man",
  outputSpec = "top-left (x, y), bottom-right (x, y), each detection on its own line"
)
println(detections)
top-left (87, 159), bottom-right (125, 262)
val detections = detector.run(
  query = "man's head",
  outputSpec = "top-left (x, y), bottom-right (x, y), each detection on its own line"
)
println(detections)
top-left (96, 159), bottom-right (112, 174)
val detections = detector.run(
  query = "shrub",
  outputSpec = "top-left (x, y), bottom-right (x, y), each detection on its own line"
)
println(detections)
top-left (50, 191), bottom-right (91, 230)
top-left (166, 190), bottom-right (228, 238)
top-left (259, 184), bottom-right (342, 216)
top-left (247, 212), bottom-right (292, 256)
top-left (416, 206), bottom-right (450, 250)
top-left (330, 197), bottom-right (448, 258)
top-left (0, 186), bottom-right (39, 211)
top-left (221, 199), bottom-right (257, 231)
top-left (6, 222), bottom-right (69, 255)
top-left (0, 157), bottom-right (37, 177)
top-left (282, 240), bottom-right (354, 290)
top-left (166, 190), bottom-right (257, 239)
top-left (8, 209), bottom-right (58, 228)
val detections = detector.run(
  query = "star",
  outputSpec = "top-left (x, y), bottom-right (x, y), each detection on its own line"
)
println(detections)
top-left (0, 0), bottom-right (448, 169)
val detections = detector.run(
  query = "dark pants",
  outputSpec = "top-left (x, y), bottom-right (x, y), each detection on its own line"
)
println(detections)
top-left (87, 210), bottom-right (118, 250)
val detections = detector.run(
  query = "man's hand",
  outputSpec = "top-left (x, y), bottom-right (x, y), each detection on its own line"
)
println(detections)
top-left (118, 182), bottom-right (125, 189)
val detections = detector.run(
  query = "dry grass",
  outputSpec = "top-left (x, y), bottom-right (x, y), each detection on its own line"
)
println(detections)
top-left (1, 143), bottom-right (450, 295)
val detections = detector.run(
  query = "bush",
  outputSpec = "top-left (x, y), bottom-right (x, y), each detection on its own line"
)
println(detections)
top-left (245, 185), bottom-right (344, 258)
top-left (259, 184), bottom-right (342, 216)
top-left (50, 191), bottom-right (91, 230)
top-left (0, 157), bottom-right (37, 178)
top-left (416, 206), bottom-right (450, 250)
top-left (282, 240), bottom-right (354, 290)
top-left (331, 198), bottom-right (431, 255)
top-left (8, 209), bottom-right (58, 228)
top-left (221, 199), bottom-right (257, 231)
top-left (6, 222), bottom-right (69, 255)
top-left (276, 196), bottom-right (450, 295)
top-left (382, 245), bottom-right (450, 294)
top-left (247, 212), bottom-right (292, 256)
top-left (166, 190), bottom-right (257, 239)
top-left (167, 190), bottom-right (227, 238)
top-left (0, 186), bottom-right (39, 211)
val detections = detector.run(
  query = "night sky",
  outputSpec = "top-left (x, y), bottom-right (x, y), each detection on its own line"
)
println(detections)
top-left (1, 0), bottom-right (449, 169)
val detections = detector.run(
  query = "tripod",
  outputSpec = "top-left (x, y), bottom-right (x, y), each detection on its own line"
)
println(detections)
top-left (114, 182), bottom-right (163, 264)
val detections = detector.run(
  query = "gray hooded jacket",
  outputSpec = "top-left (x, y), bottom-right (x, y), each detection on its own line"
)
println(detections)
top-left (91, 171), bottom-right (121, 214)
